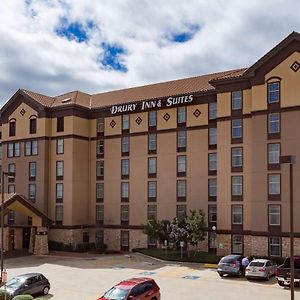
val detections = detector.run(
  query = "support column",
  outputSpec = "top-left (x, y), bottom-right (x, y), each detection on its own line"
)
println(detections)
top-left (29, 227), bottom-right (36, 254)
top-left (33, 227), bottom-right (49, 255)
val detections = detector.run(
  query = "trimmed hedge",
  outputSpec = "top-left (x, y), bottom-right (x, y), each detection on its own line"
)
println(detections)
top-left (12, 295), bottom-right (34, 300)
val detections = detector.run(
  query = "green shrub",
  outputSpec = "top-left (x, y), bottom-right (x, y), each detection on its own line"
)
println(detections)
top-left (12, 295), bottom-right (34, 300)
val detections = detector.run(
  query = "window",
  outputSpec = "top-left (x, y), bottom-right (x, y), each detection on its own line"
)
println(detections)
top-left (8, 184), bottom-right (15, 193)
top-left (177, 180), bottom-right (186, 198)
top-left (96, 160), bottom-right (104, 178)
top-left (148, 181), bottom-right (157, 199)
top-left (121, 182), bottom-right (129, 199)
top-left (268, 143), bottom-right (280, 164)
top-left (231, 91), bottom-right (243, 110)
top-left (177, 205), bottom-right (186, 221)
top-left (29, 118), bottom-right (37, 134)
top-left (149, 111), bottom-right (157, 127)
top-left (57, 117), bottom-right (64, 132)
top-left (232, 119), bottom-right (242, 139)
top-left (148, 157), bottom-right (157, 176)
top-left (121, 159), bottom-right (129, 177)
top-left (121, 205), bottom-right (129, 223)
top-left (268, 174), bottom-right (280, 195)
top-left (232, 235), bottom-right (243, 254)
top-left (122, 137), bottom-right (129, 154)
top-left (96, 205), bottom-right (104, 224)
top-left (208, 178), bottom-right (217, 197)
top-left (55, 205), bottom-right (63, 224)
top-left (177, 155), bottom-right (186, 174)
top-left (120, 230), bottom-right (129, 249)
top-left (268, 113), bottom-right (280, 134)
top-left (122, 115), bottom-right (129, 130)
top-left (7, 210), bottom-right (15, 225)
top-left (56, 161), bottom-right (64, 179)
top-left (177, 130), bottom-right (186, 149)
top-left (209, 102), bottom-right (217, 120)
top-left (208, 153), bottom-right (217, 171)
top-left (208, 205), bottom-right (217, 223)
top-left (269, 205), bottom-right (280, 225)
top-left (97, 117), bottom-right (104, 133)
top-left (96, 183), bottom-right (104, 201)
top-left (28, 184), bottom-right (36, 202)
top-left (29, 162), bottom-right (36, 179)
top-left (177, 107), bottom-right (186, 124)
top-left (7, 143), bottom-right (20, 158)
top-left (25, 140), bottom-right (38, 156)
top-left (148, 134), bottom-right (157, 151)
top-left (8, 163), bottom-right (15, 178)
top-left (232, 205), bottom-right (243, 224)
top-left (232, 147), bottom-right (243, 167)
top-left (56, 139), bottom-right (64, 154)
top-left (97, 138), bottom-right (104, 155)
top-left (9, 120), bottom-right (16, 137)
top-left (269, 237), bottom-right (281, 256)
top-left (56, 183), bottom-right (63, 201)
top-left (232, 176), bottom-right (243, 196)
top-left (209, 127), bottom-right (217, 146)
top-left (147, 205), bottom-right (157, 220)
top-left (95, 229), bottom-right (104, 248)
top-left (268, 82), bottom-right (280, 104)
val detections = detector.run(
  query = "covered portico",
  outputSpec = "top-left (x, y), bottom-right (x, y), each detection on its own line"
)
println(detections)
top-left (0, 194), bottom-right (53, 255)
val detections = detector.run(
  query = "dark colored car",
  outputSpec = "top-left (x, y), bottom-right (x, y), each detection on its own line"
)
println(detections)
top-left (97, 277), bottom-right (160, 300)
top-left (217, 254), bottom-right (243, 277)
top-left (276, 256), bottom-right (300, 286)
top-left (0, 273), bottom-right (50, 298)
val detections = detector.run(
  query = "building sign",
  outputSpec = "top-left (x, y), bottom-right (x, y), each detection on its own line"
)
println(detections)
top-left (110, 94), bottom-right (193, 115)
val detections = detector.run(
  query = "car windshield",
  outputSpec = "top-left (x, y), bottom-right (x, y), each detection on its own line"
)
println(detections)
top-left (249, 262), bottom-right (265, 267)
top-left (6, 277), bottom-right (25, 289)
top-left (103, 287), bottom-right (129, 300)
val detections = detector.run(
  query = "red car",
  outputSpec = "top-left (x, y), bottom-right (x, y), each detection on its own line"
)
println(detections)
top-left (97, 277), bottom-right (160, 300)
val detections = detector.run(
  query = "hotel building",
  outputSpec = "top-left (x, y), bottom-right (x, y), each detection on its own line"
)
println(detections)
top-left (0, 31), bottom-right (300, 257)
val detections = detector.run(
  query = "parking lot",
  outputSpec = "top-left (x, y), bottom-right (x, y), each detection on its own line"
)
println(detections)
top-left (3, 253), bottom-right (300, 300)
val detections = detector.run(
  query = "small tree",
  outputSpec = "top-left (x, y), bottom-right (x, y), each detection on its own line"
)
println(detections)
top-left (143, 219), bottom-right (171, 246)
top-left (169, 218), bottom-right (188, 248)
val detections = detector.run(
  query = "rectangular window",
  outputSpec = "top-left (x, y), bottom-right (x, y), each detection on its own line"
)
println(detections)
top-left (208, 153), bottom-right (217, 172)
top-left (232, 235), bottom-right (243, 254)
top-left (268, 113), bottom-right (280, 134)
top-left (121, 159), bottom-right (129, 177)
top-left (232, 205), bottom-right (243, 224)
top-left (8, 143), bottom-right (14, 158)
top-left (177, 155), bottom-right (186, 174)
top-left (95, 229), bottom-right (104, 248)
top-left (96, 160), bottom-right (104, 178)
top-left (121, 205), bottom-right (129, 223)
top-left (29, 118), bottom-right (37, 134)
top-left (268, 174), bottom-right (280, 195)
top-left (232, 147), bottom-right (243, 168)
top-left (8, 163), bottom-right (15, 176)
top-left (208, 205), bottom-right (217, 223)
top-left (268, 82), bottom-right (280, 104)
top-left (56, 139), bottom-right (64, 154)
top-left (97, 138), bottom-right (104, 155)
top-left (29, 162), bottom-right (36, 179)
top-left (209, 127), bottom-right (217, 146)
top-left (97, 117), bottom-right (104, 133)
top-left (121, 182), bottom-right (129, 200)
top-left (208, 178), bottom-right (217, 197)
top-left (120, 230), bottom-right (129, 249)
top-left (9, 121), bottom-right (16, 137)
top-left (231, 91), bottom-right (243, 110)
top-left (7, 210), bottom-right (15, 225)
top-left (8, 184), bottom-right (15, 193)
top-left (149, 111), bottom-right (157, 127)
top-left (96, 205), bottom-right (104, 224)
top-left (268, 143), bottom-right (280, 164)
top-left (14, 143), bottom-right (20, 157)
top-left (269, 237), bottom-right (281, 256)
top-left (177, 130), bottom-right (186, 149)
top-left (209, 102), bottom-right (217, 120)
top-left (56, 183), bottom-right (63, 201)
top-left (148, 157), bottom-right (157, 176)
top-left (96, 183), bottom-right (104, 201)
top-left (177, 180), bottom-right (186, 199)
top-left (232, 176), bottom-right (243, 196)
top-left (28, 184), bottom-right (36, 202)
top-left (122, 115), bottom-right (130, 130)
top-left (269, 205), bottom-right (280, 226)
top-left (122, 137), bottom-right (129, 154)
top-left (177, 205), bottom-right (186, 222)
top-left (56, 161), bottom-right (64, 179)
top-left (147, 205), bottom-right (157, 220)
top-left (32, 140), bottom-right (38, 155)
top-left (148, 181), bottom-right (157, 199)
top-left (25, 141), bottom-right (31, 156)
top-left (177, 107), bottom-right (186, 124)
top-left (232, 119), bottom-right (242, 139)
top-left (148, 134), bottom-right (157, 151)
top-left (57, 117), bottom-right (64, 132)
top-left (55, 205), bottom-right (63, 224)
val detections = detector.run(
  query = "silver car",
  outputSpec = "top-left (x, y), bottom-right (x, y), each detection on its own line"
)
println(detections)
top-left (245, 259), bottom-right (277, 280)
top-left (217, 254), bottom-right (243, 277)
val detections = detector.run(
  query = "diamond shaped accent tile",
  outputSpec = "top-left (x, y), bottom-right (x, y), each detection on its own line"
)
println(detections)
top-left (20, 108), bottom-right (26, 116)
top-left (163, 113), bottom-right (171, 122)
top-left (135, 116), bottom-right (142, 125)
top-left (109, 120), bottom-right (116, 128)
top-left (290, 61), bottom-right (300, 72)
top-left (193, 109), bottom-right (201, 118)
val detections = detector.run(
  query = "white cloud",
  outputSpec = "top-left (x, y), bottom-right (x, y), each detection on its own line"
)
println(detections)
top-left (0, 0), bottom-right (300, 104)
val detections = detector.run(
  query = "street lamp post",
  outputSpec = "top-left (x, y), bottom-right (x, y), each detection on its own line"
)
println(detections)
top-left (280, 155), bottom-right (296, 300)
top-left (212, 225), bottom-right (217, 256)
top-left (1, 171), bottom-right (15, 281)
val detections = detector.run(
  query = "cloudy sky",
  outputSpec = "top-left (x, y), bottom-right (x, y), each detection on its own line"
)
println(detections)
top-left (0, 0), bottom-right (299, 105)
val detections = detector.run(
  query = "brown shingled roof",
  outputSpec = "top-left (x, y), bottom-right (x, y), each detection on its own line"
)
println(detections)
top-left (21, 89), bottom-right (55, 107)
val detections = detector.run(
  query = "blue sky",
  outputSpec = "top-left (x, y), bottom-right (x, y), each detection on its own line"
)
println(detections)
top-left (0, 0), bottom-right (299, 103)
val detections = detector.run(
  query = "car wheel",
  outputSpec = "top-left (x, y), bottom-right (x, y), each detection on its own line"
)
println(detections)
top-left (218, 273), bottom-right (224, 277)
top-left (265, 273), bottom-right (270, 281)
top-left (278, 281), bottom-right (285, 287)
top-left (151, 298), bottom-right (157, 300)
top-left (43, 286), bottom-right (50, 295)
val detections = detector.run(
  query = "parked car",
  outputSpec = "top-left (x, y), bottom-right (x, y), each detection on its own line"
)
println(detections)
top-left (217, 254), bottom-right (243, 277)
top-left (276, 256), bottom-right (300, 286)
top-left (97, 277), bottom-right (160, 300)
top-left (0, 273), bottom-right (50, 298)
top-left (245, 259), bottom-right (277, 280)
